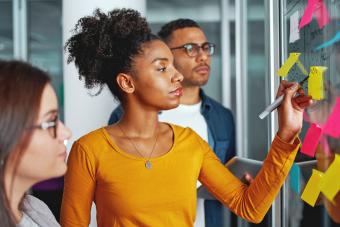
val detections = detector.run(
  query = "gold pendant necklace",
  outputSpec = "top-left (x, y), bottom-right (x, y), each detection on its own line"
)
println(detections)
top-left (118, 124), bottom-right (159, 170)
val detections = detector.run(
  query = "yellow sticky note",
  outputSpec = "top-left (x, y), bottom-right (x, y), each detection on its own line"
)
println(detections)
top-left (308, 66), bottom-right (327, 100)
top-left (320, 154), bottom-right (340, 202)
top-left (277, 53), bottom-right (307, 77)
top-left (301, 169), bottom-right (324, 207)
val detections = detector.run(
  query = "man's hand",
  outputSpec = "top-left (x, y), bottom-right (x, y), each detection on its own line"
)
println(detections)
top-left (241, 172), bottom-right (254, 185)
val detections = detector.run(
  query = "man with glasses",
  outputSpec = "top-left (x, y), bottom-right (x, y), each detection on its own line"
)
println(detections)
top-left (108, 19), bottom-right (235, 227)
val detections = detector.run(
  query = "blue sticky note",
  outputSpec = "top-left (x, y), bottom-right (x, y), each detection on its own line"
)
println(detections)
top-left (290, 163), bottom-right (301, 194)
top-left (314, 31), bottom-right (340, 51)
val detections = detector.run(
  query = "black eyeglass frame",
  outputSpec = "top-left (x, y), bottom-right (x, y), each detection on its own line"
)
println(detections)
top-left (170, 42), bottom-right (216, 57)
top-left (27, 116), bottom-right (58, 139)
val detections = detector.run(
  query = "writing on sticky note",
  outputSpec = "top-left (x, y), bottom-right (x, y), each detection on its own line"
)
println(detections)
top-left (320, 155), bottom-right (340, 202)
top-left (308, 66), bottom-right (327, 100)
top-left (301, 169), bottom-right (324, 207)
top-left (301, 123), bottom-right (322, 157)
top-left (299, 0), bottom-right (330, 30)
top-left (323, 98), bottom-right (340, 138)
top-left (290, 163), bottom-right (301, 194)
top-left (277, 53), bottom-right (307, 77)
top-left (315, 31), bottom-right (340, 51)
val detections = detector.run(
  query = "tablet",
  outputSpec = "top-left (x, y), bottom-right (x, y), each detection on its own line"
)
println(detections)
top-left (224, 156), bottom-right (263, 180)
top-left (197, 156), bottom-right (263, 200)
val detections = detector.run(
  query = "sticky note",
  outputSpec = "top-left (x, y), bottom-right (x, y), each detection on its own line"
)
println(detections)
top-left (301, 123), bottom-right (322, 157)
top-left (290, 163), bottom-right (301, 194)
top-left (308, 66), bottom-right (327, 100)
top-left (277, 53), bottom-right (307, 77)
top-left (290, 11), bottom-right (300, 43)
top-left (299, 0), bottom-right (330, 30)
top-left (315, 0), bottom-right (331, 29)
top-left (323, 98), bottom-right (340, 138)
top-left (301, 169), bottom-right (324, 207)
top-left (320, 155), bottom-right (340, 202)
top-left (315, 31), bottom-right (340, 51)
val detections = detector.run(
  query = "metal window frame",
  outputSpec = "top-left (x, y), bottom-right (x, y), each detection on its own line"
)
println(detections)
top-left (221, 0), bottom-right (232, 109)
top-left (235, 0), bottom-right (281, 226)
top-left (265, 1), bottom-right (282, 227)
top-left (13, 0), bottom-right (27, 60)
top-left (235, 0), bottom-right (248, 160)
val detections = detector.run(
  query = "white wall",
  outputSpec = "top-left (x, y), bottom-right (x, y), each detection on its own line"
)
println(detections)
top-left (62, 1), bottom-right (146, 226)
top-left (63, 0), bottom-right (146, 145)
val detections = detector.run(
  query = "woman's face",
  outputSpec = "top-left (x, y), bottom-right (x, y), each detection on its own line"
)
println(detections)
top-left (131, 40), bottom-right (184, 110)
top-left (11, 84), bottom-right (71, 184)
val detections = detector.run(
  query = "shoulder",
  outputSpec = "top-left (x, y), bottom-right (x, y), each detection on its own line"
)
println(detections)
top-left (170, 123), bottom-right (207, 145)
top-left (76, 128), bottom-right (108, 148)
top-left (202, 95), bottom-right (234, 128)
top-left (70, 128), bottom-right (110, 160)
top-left (22, 195), bottom-right (51, 212)
top-left (22, 195), bottom-right (60, 226)
top-left (205, 95), bottom-right (233, 117)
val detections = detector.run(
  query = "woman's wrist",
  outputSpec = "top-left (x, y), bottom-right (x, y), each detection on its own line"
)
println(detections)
top-left (277, 129), bottom-right (298, 144)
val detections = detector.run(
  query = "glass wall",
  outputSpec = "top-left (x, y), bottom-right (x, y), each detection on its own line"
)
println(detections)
top-left (0, 0), bottom-right (63, 119)
top-left (281, 0), bottom-right (340, 226)
top-left (27, 0), bottom-right (64, 119)
top-left (235, 0), bottom-right (271, 226)
top-left (0, 0), bottom-right (13, 59)
top-left (246, 1), bottom-right (268, 161)
top-left (146, 0), bottom-right (223, 103)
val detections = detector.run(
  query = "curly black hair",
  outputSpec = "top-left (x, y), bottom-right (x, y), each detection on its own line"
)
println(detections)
top-left (65, 8), bottom-right (158, 100)
top-left (158, 19), bottom-right (200, 43)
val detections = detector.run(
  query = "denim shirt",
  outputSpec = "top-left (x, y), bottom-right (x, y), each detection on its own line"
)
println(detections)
top-left (108, 89), bottom-right (236, 227)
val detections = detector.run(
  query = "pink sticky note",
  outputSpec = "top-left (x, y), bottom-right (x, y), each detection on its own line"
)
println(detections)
top-left (315, 1), bottom-right (330, 29)
top-left (301, 123), bottom-right (322, 157)
top-left (299, 0), bottom-right (330, 30)
top-left (299, 0), bottom-right (315, 29)
top-left (323, 98), bottom-right (340, 138)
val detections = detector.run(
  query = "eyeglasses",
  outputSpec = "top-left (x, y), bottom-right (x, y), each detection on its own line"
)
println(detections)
top-left (170, 42), bottom-right (216, 57)
top-left (28, 116), bottom-right (58, 139)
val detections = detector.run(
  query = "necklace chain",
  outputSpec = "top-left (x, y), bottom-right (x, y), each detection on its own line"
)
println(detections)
top-left (118, 124), bottom-right (159, 169)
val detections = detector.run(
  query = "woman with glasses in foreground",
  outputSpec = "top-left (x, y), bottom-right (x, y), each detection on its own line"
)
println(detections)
top-left (0, 60), bottom-right (71, 227)
top-left (61, 8), bottom-right (313, 227)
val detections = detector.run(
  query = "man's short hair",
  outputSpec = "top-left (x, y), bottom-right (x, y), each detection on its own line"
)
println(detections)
top-left (158, 19), bottom-right (201, 43)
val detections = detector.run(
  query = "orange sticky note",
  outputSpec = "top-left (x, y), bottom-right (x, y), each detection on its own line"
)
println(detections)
top-left (301, 169), bottom-right (324, 207)
top-left (277, 53), bottom-right (307, 77)
top-left (308, 66), bottom-right (327, 100)
top-left (320, 154), bottom-right (340, 202)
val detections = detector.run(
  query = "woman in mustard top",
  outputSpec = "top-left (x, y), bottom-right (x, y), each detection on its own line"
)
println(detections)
top-left (60, 8), bottom-right (313, 227)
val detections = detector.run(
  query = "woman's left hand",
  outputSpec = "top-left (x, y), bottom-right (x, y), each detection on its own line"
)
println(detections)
top-left (277, 80), bottom-right (313, 144)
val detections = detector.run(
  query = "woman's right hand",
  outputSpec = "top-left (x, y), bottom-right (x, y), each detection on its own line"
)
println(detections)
top-left (276, 81), bottom-right (313, 144)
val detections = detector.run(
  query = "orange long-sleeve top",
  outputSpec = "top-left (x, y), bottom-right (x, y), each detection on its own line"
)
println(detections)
top-left (60, 124), bottom-right (300, 227)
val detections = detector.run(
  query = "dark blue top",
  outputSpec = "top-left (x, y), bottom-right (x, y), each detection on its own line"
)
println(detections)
top-left (108, 89), bottom-right (236, 227)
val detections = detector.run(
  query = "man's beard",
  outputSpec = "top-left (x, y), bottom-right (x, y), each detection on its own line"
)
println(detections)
top-left (182, 79), bottom-right (208, 87)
